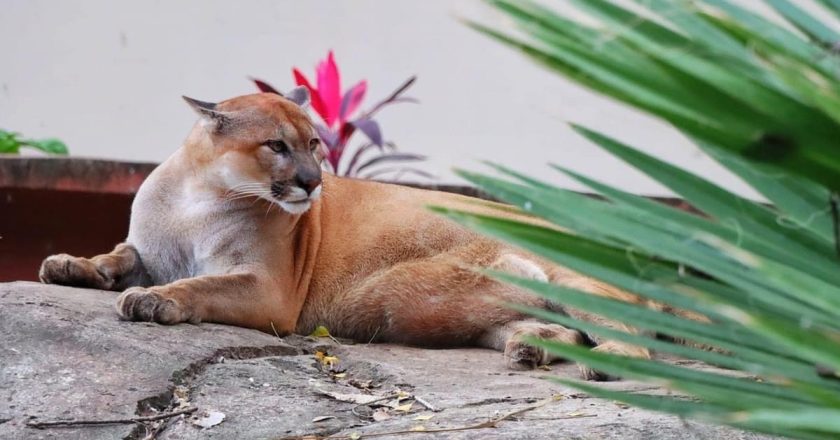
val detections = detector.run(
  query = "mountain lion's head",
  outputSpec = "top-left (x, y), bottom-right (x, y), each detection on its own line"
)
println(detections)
top-left (183, 89), bottom-right (322, 214)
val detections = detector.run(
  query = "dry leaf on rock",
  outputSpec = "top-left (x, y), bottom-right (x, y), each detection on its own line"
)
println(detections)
top-left (348, 379), bottom-right (374, 390)
top-left (413, 414), bottom-right (434, 421)
top-left (191, 410), bottom-right (225, 429)
top-left (314, 389), bottom-right (382, 405)
top-left (372, 408), bottom-right (392, 422)
top-left (395, 402), bottom-right (413, 413)
top-left (312, 416), bottom-right (336, 423)
top-left (314, 351), bottom-right (340, 369)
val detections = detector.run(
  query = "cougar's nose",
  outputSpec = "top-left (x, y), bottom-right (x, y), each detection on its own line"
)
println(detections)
top-left (296, 174), bottom-right (322, 196)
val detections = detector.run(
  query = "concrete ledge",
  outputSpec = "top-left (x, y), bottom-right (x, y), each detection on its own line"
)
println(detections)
top-left (0, 157), bottom-right (157, 195)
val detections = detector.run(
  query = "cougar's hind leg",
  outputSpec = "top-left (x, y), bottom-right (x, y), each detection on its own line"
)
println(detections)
top-left (39, 242), bottom-right (151, 291)
top-left (335, 253), bottom-right (546, 348)
top-left (551, 269), bottom-right (652, 381)
top-left (336, 250), bottom-right (591, 369)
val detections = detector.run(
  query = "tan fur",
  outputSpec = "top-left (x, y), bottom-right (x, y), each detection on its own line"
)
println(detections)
top-left (39, 92), bottom-right (661, 380)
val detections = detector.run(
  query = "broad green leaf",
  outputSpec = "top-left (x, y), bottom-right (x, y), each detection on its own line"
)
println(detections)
top-left (453, 169), bottom-right (840, 322)
top-left (764, 0), bottom-right (840, 45)
top-left (739, 408), bottom-right (840, 432)
top-left (494, 273), bottom-right (836, 388)
top-left (815, 0), bottom-right (840, 19)
top-left (538, 339), bottom-right (818, 405)
top-left (556, 379), bottom-right (828, 440)
top-left (21, 138), bottom-right (69, 155)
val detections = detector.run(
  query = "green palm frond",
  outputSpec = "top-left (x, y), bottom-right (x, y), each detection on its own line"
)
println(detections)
top-left (447, 1), bottom-right (840, 438)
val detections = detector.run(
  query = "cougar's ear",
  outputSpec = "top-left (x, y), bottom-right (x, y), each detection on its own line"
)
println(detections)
top-left (182, 96), bottom-right (230, 131)
top-left (284, 86), bottom-right (310, 108)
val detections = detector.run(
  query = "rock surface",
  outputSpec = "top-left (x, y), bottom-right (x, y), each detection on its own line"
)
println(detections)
top-left (1, 282), bottom-right (770, 440)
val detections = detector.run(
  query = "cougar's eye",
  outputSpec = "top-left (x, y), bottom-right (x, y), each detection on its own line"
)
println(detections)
top-left (309, 138), bottom-right (321, 152)
top-left (264, 140), bottom-right (289, 154)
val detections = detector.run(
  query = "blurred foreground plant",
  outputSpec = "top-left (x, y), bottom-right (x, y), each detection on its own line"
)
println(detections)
top-left (437, 1), bottom-right (840, 438)
top-left (252, 51), bottom-right (429, 180)
top-left (0, 129), bottom-right (68, 155)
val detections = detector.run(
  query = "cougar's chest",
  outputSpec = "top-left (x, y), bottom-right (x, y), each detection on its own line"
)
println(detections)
top-left (128, 182), bottom-right (265, 284)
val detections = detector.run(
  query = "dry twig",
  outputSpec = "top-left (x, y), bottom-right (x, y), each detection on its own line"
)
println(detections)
top-left (26, 407), bottom-right (197, 429)
top-left (277, 397), bottom-right (554, 440)
top-left (413, 395), bottom-right (439, 413)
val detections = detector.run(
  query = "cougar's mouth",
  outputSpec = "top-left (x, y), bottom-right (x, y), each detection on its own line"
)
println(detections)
top-left (269, 181), bottom-right (320, 214)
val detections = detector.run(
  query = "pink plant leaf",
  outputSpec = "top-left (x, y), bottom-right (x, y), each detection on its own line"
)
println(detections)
top-left (355, 152), bottom-right (426, 175)
top-left (383, 97), bottom-right (419, 106)
top-left (366, 76), bottom-right (417, 117)
top-left (343, 142), bottom-right (398, 176)
top-left (340, 80), bottom-right (367, 122)
top-left (343, 142), bottom-right (377, 176)
top-left (293, 68), bottom-right (329, 124)
top-left (313, 124), bottom-right (339, 150)
top-left (316, 50), bottom-right (342, 127)
top-left (350, 118), bottom-right (383, 146)
top-left (362, 167), bottom-right (434, 181)
top-left (251, 77), bottom-right (282, 95)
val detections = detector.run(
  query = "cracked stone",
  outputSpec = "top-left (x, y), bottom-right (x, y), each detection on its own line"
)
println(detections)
top-left (1, 282), bottom-right (774, 440)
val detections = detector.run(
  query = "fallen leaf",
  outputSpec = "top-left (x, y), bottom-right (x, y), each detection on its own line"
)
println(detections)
top-left (613, 401), bottom-right (630, 409)
top-left (372, 408), bottom-right (392, 422)
top-left (410, 426), bottom-right (427, 432)
top-left (309, 325), bottom-right (332, 338)
top-left (396, 390), bottom-right (411, 400)
top-left (350, 433), bottom-right (361, 440)
top-left (552, 394), bottom-right (565, 401)
top-left (314, 389), bottom-right (382, 405)
top-left (537, 365), bottom-right (552, 371)
top-left (191, 410), bottom-right (225, 429)
top-left (348, 379), bottom-right (374, 390)
top-left (413, 414), bottom-right (434, 421)
top-left (395, 402), bottom-right (413, 413)
top-left (172, 385), bottom-right (190, 406)
top-left (314, 351), bottom-right (340, 369)
top-left (333, 373), bottom-right (347, 379)
top-left (312, 416), bottom-right (336, 423)
top-left (567, 411), bottom-right (586, 417)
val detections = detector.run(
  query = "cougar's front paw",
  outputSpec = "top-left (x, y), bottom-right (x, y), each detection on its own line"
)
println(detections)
top-left (39, 254), bottom-right (112, 289)
top-left (116, 287), bottom-right (195, 325)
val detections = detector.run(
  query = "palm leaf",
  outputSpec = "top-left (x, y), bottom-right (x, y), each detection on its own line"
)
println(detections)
top-left (459, 1), bottom-right (840, 438)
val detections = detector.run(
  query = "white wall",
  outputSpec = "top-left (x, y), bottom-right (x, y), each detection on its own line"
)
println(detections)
top-left (1, 0), bottom-right (830, 197)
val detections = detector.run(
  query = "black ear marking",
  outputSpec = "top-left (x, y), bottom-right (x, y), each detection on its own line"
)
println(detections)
top-left (182, 96), bottom-right (218, 113)
top-left (182, 96), bottom-right (230, 131)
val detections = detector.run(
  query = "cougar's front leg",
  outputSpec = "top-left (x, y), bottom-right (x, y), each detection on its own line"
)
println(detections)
top-left (115, 272), bottom-right (290, 333)
top-left (39, 243), bottom-right (151, 291)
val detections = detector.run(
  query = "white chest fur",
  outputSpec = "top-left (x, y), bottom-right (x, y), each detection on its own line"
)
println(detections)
top-left (127, 175), bottom-right (267, 285)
